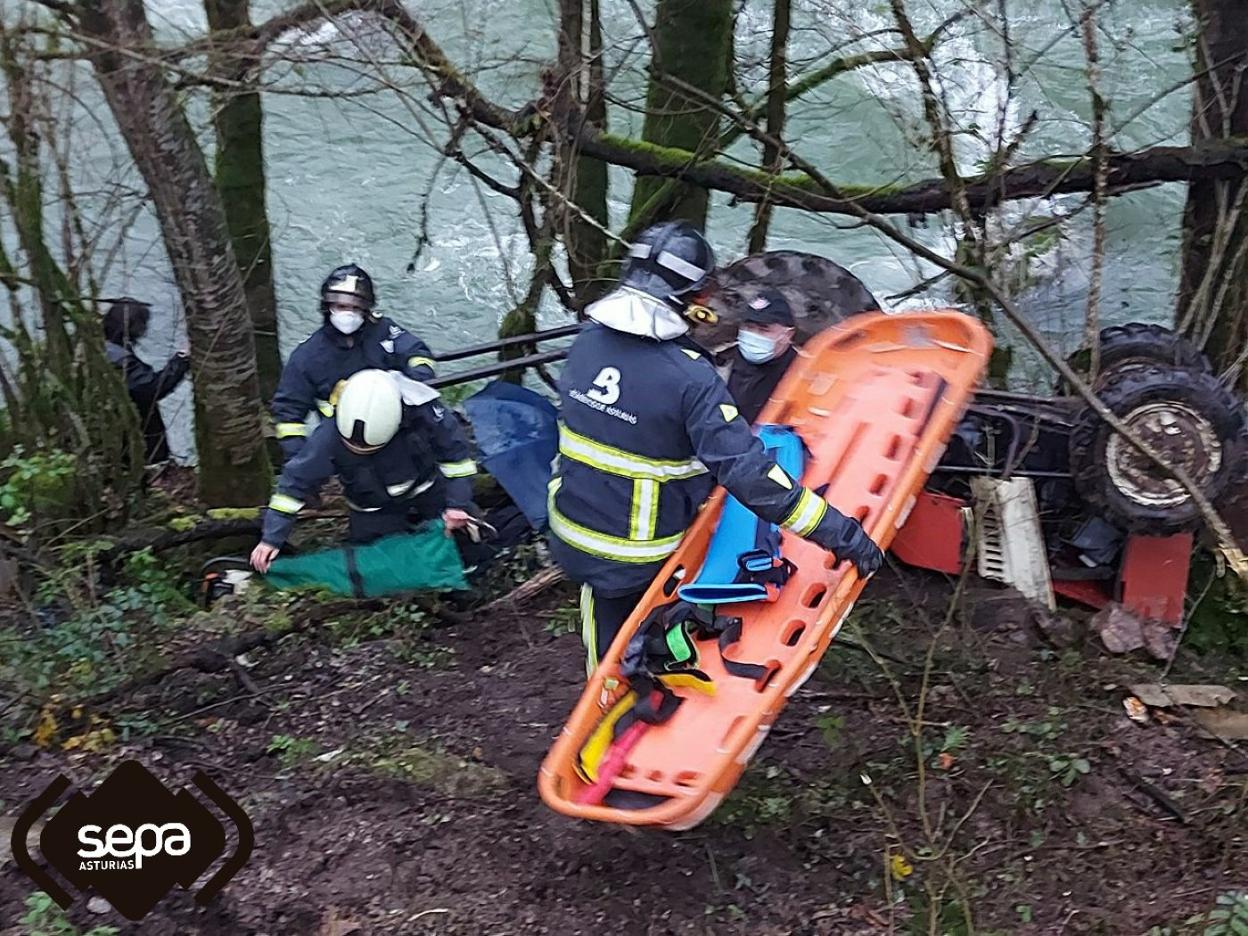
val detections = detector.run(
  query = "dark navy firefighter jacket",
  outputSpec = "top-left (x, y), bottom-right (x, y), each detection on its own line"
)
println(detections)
top-left (262, 399), bottom-right (477, 549)
top-left (271, 316), bottom-right (436, 459)
top-left (548, 321), bottom-right (866, 596)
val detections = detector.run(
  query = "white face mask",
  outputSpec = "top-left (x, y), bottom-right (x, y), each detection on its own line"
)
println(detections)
top-left (330, 310), bottom-right (364, 335)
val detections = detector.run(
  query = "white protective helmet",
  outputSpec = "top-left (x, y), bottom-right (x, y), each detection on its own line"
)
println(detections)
top-left (335, 370), bottom-right (402, 453)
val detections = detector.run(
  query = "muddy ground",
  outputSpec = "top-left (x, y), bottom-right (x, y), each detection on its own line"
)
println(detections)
top-left (1, 565), bottom-right (1245, 936)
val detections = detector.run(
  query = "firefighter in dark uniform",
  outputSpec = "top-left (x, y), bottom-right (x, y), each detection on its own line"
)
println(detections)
top-left (271, 264), bottom-right (438, 460)
top-left (548, 222), bottom-right (884, 674)
top-left (727, 287), bottom-right (799, 425)
top-left (250, 369), bottom-right (478, 572)
top-left (102, 297), bottom-right (191, 464)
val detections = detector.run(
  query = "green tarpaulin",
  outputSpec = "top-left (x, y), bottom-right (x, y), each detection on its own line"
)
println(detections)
top-left (265, 521), bottom-right (468, 597)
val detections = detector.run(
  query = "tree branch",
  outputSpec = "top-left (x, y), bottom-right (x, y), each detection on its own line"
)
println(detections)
top-left (721, 10), bottom-right (968, 151)
top-left (576, 131), bottom-right (1248, 217)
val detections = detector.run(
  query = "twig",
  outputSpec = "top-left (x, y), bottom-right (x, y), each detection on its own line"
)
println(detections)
top-left (478, 565), bottom-right (566, 613)
top-left (1117, 766), bottom-right (1189, 824)
top-left (169, 689), bottom-right (278, 724)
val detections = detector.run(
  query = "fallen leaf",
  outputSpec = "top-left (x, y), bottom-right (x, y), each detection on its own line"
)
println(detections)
top-left (33, 706), bottom-right (58, 748)
top-left (319, 908), bottom-right (362, 936)
top-left (1123, 697), bottom-right (1149, 723)
top-left (936, 752), bottom-right (956, 769)
top-left (889, 852), bottom-right (913, 880)
top-left (1129, 684), bottom-right (1237, 709)
top-left (61, 726), bottom-right (116, 753)
top-left (1190, 708), bottom-right (1248, 741)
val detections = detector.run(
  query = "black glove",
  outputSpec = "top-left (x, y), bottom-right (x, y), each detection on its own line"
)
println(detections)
top-left (840, 520), bottom-right (884, 577)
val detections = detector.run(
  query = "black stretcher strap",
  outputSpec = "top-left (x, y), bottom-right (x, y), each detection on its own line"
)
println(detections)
top-left (344, 546), bottom-right (366, 599)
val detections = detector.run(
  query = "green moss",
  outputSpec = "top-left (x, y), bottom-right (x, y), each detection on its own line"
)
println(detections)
top-left (205, 506), bottom-right (262, 520)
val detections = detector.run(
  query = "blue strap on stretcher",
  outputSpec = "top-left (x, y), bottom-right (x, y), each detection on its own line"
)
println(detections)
top-left (677, 424), bottom-right (804, 605)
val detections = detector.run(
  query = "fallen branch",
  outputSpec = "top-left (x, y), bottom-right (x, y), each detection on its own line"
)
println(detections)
top-left (578, 133), bottom-right (1248, 218)
top-left (479, 565), bottom-right (566, 613)
top-left (1118, 766), bottom-right (1189, 824)
top-left (84, 596), bottom-right (384, 712)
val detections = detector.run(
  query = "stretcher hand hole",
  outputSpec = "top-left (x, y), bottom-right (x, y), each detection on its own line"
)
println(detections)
top-left (885, 434), bottom-right (903, 459)
top-left (662, 568), bottom-right (685, 596)
top-left (754, 660), bottom-right (783, 693)
top-left (782, 621), bottom-right (807, 646)
top-left (869, 473), bottom-right (888, 495)
top-left (801, 584), bottom-right (828, 609)
top-left (674, 771), bottom-right (701, 788)
top-left (899, 397), bottom-right (918, 418)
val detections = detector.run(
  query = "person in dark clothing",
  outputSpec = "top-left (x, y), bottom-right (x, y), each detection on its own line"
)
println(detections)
top-left (271, 264), bottom-right (438, 461)
top-left (250, 369), bottom-right (478, 572)
top-left (548, 222), bottom-right (884, 675)
top-left (725, 287), bottom-right (799, 425)
top-left (102, 297), bottom-right (190, 464)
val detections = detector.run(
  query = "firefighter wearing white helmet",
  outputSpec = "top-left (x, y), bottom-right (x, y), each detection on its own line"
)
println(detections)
top-left (548, 221), bottom-right (883, 675)
top-left (250, 369), bottom-right (478, 572)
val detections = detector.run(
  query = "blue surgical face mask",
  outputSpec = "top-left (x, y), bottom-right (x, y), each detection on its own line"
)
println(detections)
top-left (738, 329), bottom-right (780, 363)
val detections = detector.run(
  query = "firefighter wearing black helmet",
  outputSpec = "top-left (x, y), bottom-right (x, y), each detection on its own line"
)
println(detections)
top-left (270, 264), bottom-right (441, 461)
top-left (548, 221), bottom-right (885, 675)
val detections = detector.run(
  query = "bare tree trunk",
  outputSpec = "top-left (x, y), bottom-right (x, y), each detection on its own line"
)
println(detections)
top-left (556, 0), bottom-right (610, 304)
top-left (1082, 1), bottom-right (1108, 379)
top-left (627, 0), bottom-right (735, 229)
top-left (76, 0), bottom-right (271, 506)
top-left (747, 0), bottom-right (791, 253)
top-left (1177, 0), bottom-right (1248, 390)
top-left (204, 0), bottom-right (281, 403)
top-left (0, 34), bottom-right (144, 528)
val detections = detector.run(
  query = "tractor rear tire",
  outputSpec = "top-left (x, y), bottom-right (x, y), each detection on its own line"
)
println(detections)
top-left (1068, 363), bottom-right (1245, 534)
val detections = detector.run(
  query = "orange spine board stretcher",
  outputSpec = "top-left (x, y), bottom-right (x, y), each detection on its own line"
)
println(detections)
top-left (538, 311), bottom-right (992, 829)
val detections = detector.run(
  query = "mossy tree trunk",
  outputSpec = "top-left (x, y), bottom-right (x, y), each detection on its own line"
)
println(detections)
top-left (77, 0), bottom-right (271, 506)
top-left (204, 0), bottom-right (281, 403)
top-left (1176, 0), bottom-right (1248, 391)
top-left (0, 33), bottom-right (143, 526)
top-left (627, 0), bottom-right (735, 230)
top-left (556, 0), bottom-right (611, 306)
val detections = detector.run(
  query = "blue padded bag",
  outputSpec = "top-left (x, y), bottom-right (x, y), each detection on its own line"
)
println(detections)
top-left (677, 424), bottom-right (804, 605)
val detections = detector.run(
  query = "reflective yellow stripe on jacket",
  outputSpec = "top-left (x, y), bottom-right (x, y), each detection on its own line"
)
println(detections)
top-left (558, 425), bottom-right (706, 482)
top-left (438, 459), bottom-right (478, 479)
top-left (781, 488), bottom-right (827, 537)
top-left (275, 422), bottom-right (308, 440)
top-left (548, 478), bottom-right (682, 563)
top-left (268, 493), bottom-right (304, 514)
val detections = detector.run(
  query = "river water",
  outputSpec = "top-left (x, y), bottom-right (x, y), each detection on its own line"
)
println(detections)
top-left (9, 0), bottom-right (1197, 459)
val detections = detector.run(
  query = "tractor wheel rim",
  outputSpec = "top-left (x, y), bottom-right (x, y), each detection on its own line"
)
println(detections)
top-left (1104, 401), bottom-right (1222, 508)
